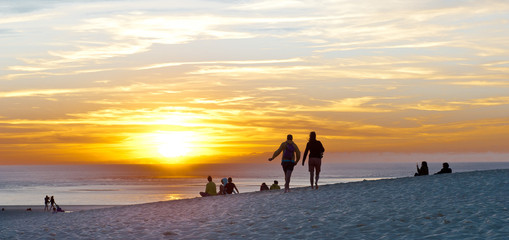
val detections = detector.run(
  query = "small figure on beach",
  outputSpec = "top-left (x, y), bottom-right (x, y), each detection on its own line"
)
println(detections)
top-left (435, 162), bottom-right (452, 174)
top-left (225, 177), bottom-right (239, 194)
top-left (260, 182), bottom-right (269, 191)
top-left (44, 195), bottom-right (50, 211)
top-left (268, 134), bottom-right (301, 193)
top-left (270, 180), bottom-right (281, 190)
top-left (50, 196), bottom-right (56, 209)
top-left (56, 204), bottom-right (64, 213)
top-left (217, 178), bottom-right (228, 195)
top-left (199, 176), bottom-right (217, 197)
top-left (415, 161), bottom-right (429, 176)
top-left (302, 131), bottom-right (325, 189)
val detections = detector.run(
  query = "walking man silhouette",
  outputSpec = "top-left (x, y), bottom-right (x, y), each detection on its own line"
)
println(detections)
top-left (269, 134), bottom-right (300, 193)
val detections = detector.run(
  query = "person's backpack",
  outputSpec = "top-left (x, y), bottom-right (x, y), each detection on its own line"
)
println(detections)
top-left (282, 142), bottom-right (295, 160)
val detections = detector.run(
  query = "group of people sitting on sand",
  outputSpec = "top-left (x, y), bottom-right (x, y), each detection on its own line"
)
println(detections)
top-left (44, 195), bottom-right (64, 213)
top-left (415, 161), bottom-right (453, 176)
top-left (200, 176), bottom-right (240, 197)
top-left (260, 180), bottom-right (281, 191)
top-left (200, 177), bottom-right (281, 197)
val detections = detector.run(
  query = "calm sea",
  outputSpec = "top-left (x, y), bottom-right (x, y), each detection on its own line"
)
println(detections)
top-left (1, 162), bottom-right (508, 206)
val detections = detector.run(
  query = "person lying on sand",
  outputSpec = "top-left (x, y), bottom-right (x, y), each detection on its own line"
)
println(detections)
top-left (199, 176), bottom-right (217, 197)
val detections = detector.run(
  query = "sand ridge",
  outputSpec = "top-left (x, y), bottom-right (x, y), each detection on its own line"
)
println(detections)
top-left (1, 169), bottom-right (508, 239)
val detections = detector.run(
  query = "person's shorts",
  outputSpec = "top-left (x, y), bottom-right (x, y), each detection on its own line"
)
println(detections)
top-left (282, 161), bottom-right (295, 172)
top-left (308, 157), bottom-right (322, 173)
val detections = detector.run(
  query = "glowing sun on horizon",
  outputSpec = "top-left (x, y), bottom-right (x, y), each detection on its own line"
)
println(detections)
top-left (154, 131), bottom-right (194, 159)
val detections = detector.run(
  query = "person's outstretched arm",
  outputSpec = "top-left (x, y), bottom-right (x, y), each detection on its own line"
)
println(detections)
top-left (302, 143), bottom-right (309, 166)
top-left (268, 143), bottom-right (284, 161)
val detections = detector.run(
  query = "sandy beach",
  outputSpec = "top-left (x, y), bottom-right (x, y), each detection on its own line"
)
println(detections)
top-left (1, 169), bottom-right (507, 239)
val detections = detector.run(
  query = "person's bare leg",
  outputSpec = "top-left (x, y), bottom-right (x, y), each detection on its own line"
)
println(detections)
top-left (310, 171), bottom-right (314, 189)
top-left (285, 170), bottom-right (293, 192)
top-left (315, 169), bottom-right (319, 189)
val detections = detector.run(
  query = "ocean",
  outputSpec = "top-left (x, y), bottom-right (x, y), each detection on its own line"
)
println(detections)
top-left (1, 162), bottom-right (508, 206)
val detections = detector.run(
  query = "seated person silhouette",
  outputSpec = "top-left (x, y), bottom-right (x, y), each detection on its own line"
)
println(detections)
top-left (414, 161), bottom-right (429, 176)
top-left (270, 180), bottom-right (281, 190)
top-left (217, 178), bottom-right (228, 195)
top-left (260, 182), bottom-right (269, 191)
top-left (199, 176), bottom-right (217, 197)
top-left (225, 177), bottom-right (239, 194)
top-left (435, 162), bottom-right (452, 174)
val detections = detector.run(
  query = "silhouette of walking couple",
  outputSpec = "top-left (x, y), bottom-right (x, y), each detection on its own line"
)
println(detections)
top-left (269, 132), bottom-right (325, 192)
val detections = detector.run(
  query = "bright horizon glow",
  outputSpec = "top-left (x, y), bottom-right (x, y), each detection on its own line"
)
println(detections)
top-left (1, 0), bottom-right (509, 165)
top-left (155, 132), bottom-right (193, 159)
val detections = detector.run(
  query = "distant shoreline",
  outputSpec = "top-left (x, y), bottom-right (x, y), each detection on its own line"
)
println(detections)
top-left (2, 162), bottom-right (508, 206)
top-left (0, 205), bottom-right (118, 212)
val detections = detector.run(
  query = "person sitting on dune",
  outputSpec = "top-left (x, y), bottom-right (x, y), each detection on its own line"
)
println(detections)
top-left (260, 182), bottom-right (269, 191)
top-left (217, 178), bottom-right (228, 195)
top-left (270, 180), bottom-right (281, 190)
top-left (199, 176), bottom-right (217, 197)
top-left (435, 162), bottom-right (452, 174)
top-left (225, 177), bottom-right (239, 194)
top-left (56, 204), bottom-right (64, 213)
top-left (414, 161), bottom-right (429, 176)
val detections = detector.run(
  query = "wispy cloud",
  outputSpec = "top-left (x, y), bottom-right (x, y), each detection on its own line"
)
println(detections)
top-left (0, 83), bottom-right (169, 98)
top-left (192, 97), bottom-right (254, 105)
top-left (0, 89), bottom-right (82, 98)
top-left (448, 81), bottom-right (509, 86)
top-left (404, 103), bottom-right (462, 112)
top-left (137, 58), bottom-right (303, 70)
top-left (232, 0), bottom-right (308, 10)
top-left (0, 12), bottom-right (56, 24)
top-left (450, 97), bottom-right (509, 107)
top-left (257, 87), bottom-right (298, 91)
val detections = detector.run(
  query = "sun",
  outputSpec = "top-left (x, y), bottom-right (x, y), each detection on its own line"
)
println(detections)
top-left (154, 131), bottom-right (194, 158)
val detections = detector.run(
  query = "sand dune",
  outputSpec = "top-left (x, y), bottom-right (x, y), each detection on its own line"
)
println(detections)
top-left (1, 169), bottom-right (507, 239)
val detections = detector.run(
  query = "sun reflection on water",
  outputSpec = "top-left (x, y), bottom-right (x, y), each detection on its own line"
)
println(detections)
top-left (163, 194), bottom-right (186, 201)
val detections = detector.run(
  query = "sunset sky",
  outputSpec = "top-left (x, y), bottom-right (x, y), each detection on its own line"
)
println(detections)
top-left (1, 0), bottom-right (509, 164)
